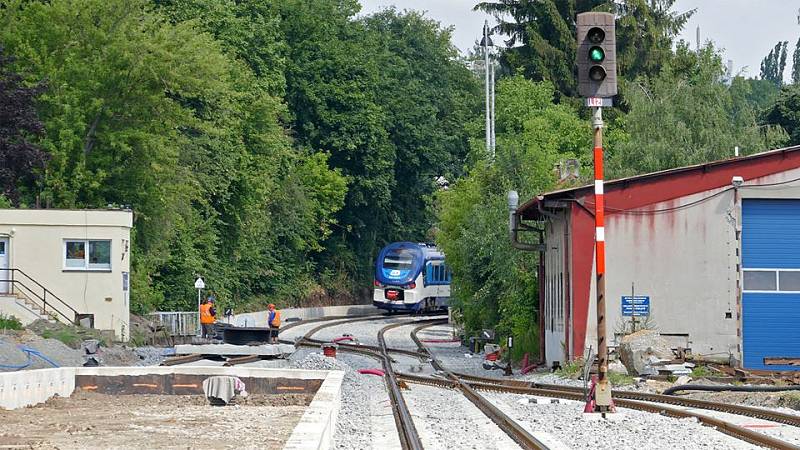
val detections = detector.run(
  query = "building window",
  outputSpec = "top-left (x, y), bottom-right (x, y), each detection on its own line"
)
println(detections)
top-left (742, 269), bottom-right (800, 293)
top-left (64, 240), bottom-right (111, 270)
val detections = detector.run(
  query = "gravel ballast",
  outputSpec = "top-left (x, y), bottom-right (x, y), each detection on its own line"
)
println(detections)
top-left (485, 392), bottom-right (759, 450)
top-left (291, 349), bottom-right (398, 450)
top-left (403, 383), bottom-right (521, 450)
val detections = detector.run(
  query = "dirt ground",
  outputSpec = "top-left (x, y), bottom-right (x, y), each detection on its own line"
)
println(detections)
top-left (0, 391), bottom-right (310, 449)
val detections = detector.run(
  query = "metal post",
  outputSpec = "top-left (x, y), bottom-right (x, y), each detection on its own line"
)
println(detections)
top-left (197, 288), bottom-right (202, 336)
top-left (490, 52), bottom-right (496, 158)
top-left (484, 20), bottom-right (491, 157)
top-left (630, 282), bottom-right (636, 333)
top-left (592, 106), bottom-right (612, 410)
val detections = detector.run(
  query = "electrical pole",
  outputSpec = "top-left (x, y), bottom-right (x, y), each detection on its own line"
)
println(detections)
top-left (483, 21), bottom-right (490, 157)
top-left (482, 20), bottom-right (495, 159)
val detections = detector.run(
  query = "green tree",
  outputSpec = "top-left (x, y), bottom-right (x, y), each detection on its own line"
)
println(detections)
top-left (473, 0), bottom-right (694, 97)
top-left (792, 37), bottom-right (800, 84)
top-left (0, 0), bottom-right (346, 311)
top-left (609, 43), bottom-right (777, 177)
top-left (760, 41), bottom-right (788, 86)
top-left (437, 76), bottom-right (589, 359)
top-left (764, 84), bottom-right (800, 146)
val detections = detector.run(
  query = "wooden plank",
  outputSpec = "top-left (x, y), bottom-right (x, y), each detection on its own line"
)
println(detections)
top-left (764, 357), bottom-right (800, 366)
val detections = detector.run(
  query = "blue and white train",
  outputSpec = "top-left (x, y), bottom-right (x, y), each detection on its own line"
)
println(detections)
top-left (372, 242), bottom-right (451, 312)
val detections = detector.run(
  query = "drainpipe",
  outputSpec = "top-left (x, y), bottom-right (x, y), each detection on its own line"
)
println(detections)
top-left (507, 191), bottom-right (544, 252)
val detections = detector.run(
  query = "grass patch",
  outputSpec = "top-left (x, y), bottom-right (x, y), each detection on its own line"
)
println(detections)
top-left (0, 314), bottom-right (23, 330)
top-left (608, 371), bottom-right (635, 386)
top-left (556, 358), bottom-right (586, 379)
top-left (691, 365), bottom-right (715, 378)
top-left (40, 328), bottom-right (82, 348)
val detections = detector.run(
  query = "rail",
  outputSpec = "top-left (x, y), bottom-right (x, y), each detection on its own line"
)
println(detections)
top-left (0, 268), bottom-right (78, 325)
top-left (146, 311), bottom-right (199, 336)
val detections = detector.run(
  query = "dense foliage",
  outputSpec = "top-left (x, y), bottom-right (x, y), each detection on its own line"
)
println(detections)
top-left (0, 48), bottom-right (47, 206)
top-left (0, 0), bottom-right (477, 312)
top-left (474, 0), bottom-right (694, 97)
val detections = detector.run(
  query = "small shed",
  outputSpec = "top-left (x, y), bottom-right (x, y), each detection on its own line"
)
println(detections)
top-left (0, 209), bottom-right (132, 341)
top-left (516, 146), bottom-right (800, 370)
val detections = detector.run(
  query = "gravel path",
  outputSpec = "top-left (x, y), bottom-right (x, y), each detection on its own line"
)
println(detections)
top-left (403, 383), bottom-right (520, 450)
top-left (485, 392), bottom-right (759, 450)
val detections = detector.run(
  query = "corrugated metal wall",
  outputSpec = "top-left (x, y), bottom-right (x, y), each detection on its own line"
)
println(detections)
top-left (742, 199), bottom-right (800, 370)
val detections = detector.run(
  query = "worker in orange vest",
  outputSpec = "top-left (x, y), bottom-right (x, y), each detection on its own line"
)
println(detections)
top-left (267, 304), bottom-right (281, 344)
top-left (199, 298), bottom-right (216, 339)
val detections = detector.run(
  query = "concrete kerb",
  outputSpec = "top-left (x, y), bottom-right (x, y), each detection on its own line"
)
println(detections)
top-left (284, 370), bottom-right (345, 450)
top-left (0, 366), bottom-right (346, 450)
top-left (232, 304), bottom-right (381, 328)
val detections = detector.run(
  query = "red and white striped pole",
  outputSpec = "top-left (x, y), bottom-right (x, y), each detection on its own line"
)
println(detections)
top-left (592, 106), bottom-right (612, 411)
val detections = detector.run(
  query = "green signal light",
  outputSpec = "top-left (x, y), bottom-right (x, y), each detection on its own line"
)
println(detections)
top-left (589, 46), bottom-right (605, 62)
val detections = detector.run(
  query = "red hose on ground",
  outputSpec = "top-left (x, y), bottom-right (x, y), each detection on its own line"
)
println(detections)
top-left (332, 336), bottom-right (356, 343)
top-left (357, 368), bottom-right (385, 376)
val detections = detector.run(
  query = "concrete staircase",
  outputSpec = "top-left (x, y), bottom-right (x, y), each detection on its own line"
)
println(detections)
top-left (0, 292), bottom-right (58, 326)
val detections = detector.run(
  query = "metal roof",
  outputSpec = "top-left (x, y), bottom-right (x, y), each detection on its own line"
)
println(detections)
top-left (518, 145), bottom-right (800, 219)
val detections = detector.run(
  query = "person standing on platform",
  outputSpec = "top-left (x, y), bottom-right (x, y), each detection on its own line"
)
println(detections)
top-left (200, 298), bottom-right (216, 339)
top-left (267, 304), bottom-right (281, 344)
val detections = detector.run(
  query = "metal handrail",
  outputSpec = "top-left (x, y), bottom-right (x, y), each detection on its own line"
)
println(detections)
top-left (0, 268), bottom-right (78, 324)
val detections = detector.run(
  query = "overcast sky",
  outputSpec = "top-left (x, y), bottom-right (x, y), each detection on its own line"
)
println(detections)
top-left (359, 1), bottom-right (800, 80)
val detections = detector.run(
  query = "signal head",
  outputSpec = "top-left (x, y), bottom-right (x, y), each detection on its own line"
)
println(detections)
top-left (587, 27), bottom-right (605, 44)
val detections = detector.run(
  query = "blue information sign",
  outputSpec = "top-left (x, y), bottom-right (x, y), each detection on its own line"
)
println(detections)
top-left (621, 296), bottom-right (650, 317)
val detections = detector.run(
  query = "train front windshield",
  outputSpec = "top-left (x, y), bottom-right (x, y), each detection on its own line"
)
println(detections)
top-left (383, 249), bottom-right (415, 270)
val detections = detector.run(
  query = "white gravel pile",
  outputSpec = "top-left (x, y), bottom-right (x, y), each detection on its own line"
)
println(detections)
top-left (485, 392), bottom-right (759, 449)
top-left (291, 350), bottom-right (394, 450)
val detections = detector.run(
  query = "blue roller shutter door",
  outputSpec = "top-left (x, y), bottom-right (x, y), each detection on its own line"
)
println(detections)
top-left (742, 199), bottom-right (800, 370)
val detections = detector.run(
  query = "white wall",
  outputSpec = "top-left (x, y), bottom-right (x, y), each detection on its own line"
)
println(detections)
top-left (582, 168), bottom-right (800, 363)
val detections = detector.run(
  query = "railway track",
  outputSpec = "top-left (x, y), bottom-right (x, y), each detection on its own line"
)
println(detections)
top-left (410, 320), bottom-right (800, 450)
top-left (167, 314), bottom-right (800, 449)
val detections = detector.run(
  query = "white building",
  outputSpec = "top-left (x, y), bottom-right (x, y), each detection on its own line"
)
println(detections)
top-left (515, 146), bottom-right (800, 371)
top-left (0, 209), bottom-right (132, 341)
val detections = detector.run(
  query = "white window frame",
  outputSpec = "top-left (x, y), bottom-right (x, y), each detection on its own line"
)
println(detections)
top-left (63, 239), bottom-right (112, 271)
top-left (743, 268), bottom-right (800, 293)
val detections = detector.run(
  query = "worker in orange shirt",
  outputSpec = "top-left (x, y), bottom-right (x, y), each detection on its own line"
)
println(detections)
top-left (199, 298), bottom-right (216, 339)
top-left (267, 304), bottom-right (281, 344)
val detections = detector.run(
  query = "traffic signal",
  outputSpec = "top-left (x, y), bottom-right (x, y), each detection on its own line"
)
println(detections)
top-left (576, 12), bottom-right (617, 98)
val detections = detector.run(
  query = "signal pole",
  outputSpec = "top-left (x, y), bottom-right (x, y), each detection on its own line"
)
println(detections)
top-left (576, 11), bottom-right (617, 414)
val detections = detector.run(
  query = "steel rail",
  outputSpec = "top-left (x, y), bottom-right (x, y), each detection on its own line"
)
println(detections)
top-left (292, 313), bottom-right (426, 450)
top-left (395, 372), bottom-right (798, 450)
top-left (411, 321), bottom-right (799, 449)
top-left (453, 372), bottom-right (800, 428)
top-left (160, 353), bottom-right (204, 366)
top-left (409, 321), bottom-right (551, 450)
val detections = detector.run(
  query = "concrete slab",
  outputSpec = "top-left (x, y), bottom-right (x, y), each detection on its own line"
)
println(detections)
top-left (174, 343), bottom-right (296, 356)
top-left (232, 304), bottom-right (381, 328)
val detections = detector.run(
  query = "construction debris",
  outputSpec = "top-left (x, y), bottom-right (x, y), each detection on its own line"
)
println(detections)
top-left (618, 329), bottom-right (674, 375)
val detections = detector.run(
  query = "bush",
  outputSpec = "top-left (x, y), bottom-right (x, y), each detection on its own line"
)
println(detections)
top-left (0, 314), bottom-right (23, 330)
